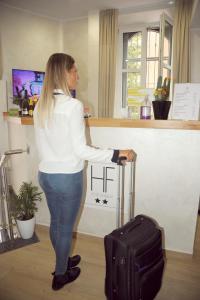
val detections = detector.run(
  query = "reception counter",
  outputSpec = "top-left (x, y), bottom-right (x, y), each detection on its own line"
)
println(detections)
top-left (3, 113), bottom-right (200, 130)
top-left (4, 114), bottom-right (200, 254)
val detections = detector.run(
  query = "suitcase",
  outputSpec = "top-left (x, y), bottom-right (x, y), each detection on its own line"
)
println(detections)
top-left (104, 158), bottom-right (165, 300)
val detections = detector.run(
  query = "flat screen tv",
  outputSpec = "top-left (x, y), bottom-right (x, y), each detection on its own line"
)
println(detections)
top-left (12, 69), bottom-right (45, 99)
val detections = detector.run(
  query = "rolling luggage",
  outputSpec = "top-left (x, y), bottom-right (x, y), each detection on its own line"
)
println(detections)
top-left (104, 158), bottom-right (165, 300)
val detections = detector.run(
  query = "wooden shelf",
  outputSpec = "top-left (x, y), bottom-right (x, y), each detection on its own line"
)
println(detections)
top-left (85, 118), bottom-right (200, 130)
top-left (3, 112), bottom-right (33, 125)
top-left (3, 113), bottom-right (200, 130)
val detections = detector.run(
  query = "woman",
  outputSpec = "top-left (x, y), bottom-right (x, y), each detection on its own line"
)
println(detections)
top-left (33, 53), bottom-right (135, 291)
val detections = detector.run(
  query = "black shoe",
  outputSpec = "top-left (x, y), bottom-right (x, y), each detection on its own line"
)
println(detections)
top-left (68, 254), bottom-right (81, 269)
top-left (52, 267), bottom-right (81, 290)
top-left (51, 255), bottom-right (81, 275)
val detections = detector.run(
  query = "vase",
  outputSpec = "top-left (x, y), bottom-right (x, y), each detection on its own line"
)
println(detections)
top-left (16, 216), bottom-right (35, 239)
top-left (152, 100), bottom-right (171, 120)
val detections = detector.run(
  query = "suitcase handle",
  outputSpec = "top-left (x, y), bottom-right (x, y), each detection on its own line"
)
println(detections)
top-left (123, 217), bottom-right (143, 234)
top-left (116, 158), bottom-right (136, 228)
top-left (117, 156), bottom-right (127, 165)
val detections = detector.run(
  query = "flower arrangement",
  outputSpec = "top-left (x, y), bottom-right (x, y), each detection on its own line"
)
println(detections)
top-left (154, 76), bottom-right (170, 101)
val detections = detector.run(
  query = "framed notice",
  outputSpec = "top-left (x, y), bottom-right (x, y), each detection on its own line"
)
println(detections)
top-left (171, 83), bottom-right (200, 120)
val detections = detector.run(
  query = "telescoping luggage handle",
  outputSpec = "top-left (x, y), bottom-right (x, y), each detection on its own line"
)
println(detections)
top-left (116, 153), bottom-right (136, 228)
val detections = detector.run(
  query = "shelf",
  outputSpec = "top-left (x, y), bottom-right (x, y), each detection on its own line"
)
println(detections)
top-left (85, 118), bottom-right (200, 130)
top-left (3, 113), bottom-right (200, 130)
top-left (3, 112), bottom-right (33, 125)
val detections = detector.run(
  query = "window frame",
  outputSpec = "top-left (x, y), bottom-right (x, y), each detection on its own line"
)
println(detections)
top-left (159, 13), bottom-right (173, 79)
top-left (119, 25), bottom-right (148, 107)
top-left (116, 14), bottom-right (173, 110)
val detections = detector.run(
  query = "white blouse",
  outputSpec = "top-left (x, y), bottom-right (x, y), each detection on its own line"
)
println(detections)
top-left (33, 90), bottom-right (114, 174)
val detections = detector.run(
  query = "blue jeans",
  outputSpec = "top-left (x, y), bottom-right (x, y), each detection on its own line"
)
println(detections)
top-left (38, 171), bottom-right (83, 275)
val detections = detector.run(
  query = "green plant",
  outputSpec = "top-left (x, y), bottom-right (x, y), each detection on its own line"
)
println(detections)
top-left (9, 182), bottom-right (42, 221)
top-left (154, 75), bottom-right (170, 100)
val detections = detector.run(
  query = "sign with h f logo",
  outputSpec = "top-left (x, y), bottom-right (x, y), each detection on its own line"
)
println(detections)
top-left (91, 165), bottom-right (115, 193)
top-left (86, 162), bottom-right (119, 208)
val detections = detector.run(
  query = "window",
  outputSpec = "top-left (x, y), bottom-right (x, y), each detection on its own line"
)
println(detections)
top-left (160, 15), bottom-right (173, 79)
top-left (120, 14), bottom-right (173, 107)
top-left (146, 28), bottom-right (160, 89)
top-left (122, 31), bottom-right (143, 106)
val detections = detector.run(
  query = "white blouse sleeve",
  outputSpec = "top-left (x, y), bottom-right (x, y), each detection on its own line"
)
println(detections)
top-left (69, 101), bottom-right (114, 163)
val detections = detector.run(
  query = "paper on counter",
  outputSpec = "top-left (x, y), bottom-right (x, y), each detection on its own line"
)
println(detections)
top-left (172, 83), bottom-right (200, 120)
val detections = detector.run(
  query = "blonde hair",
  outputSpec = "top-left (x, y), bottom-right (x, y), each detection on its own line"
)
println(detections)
top-left (36, 53), bottom-right (75, 127)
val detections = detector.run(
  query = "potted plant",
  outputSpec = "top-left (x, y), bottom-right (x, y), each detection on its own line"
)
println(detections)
top-left (10, 182), bottom-right (42, 239)
top-left (152, 76), bottom-right (171, 119)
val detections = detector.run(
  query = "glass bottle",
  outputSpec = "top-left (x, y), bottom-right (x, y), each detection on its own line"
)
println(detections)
top-left (140, 95), bottom-right (151, 120)
top-left (28, 99), bottom-right (34, 117)
top-left (22, 90), bottom-right (29, 116)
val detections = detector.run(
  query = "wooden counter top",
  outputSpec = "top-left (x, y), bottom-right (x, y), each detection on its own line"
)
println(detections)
top-left (3, 113), bottom-right (33, 125)
top-left (85, 118), bottom-right (200, 130)
top-left (3, 113), bottom-right (200, 130)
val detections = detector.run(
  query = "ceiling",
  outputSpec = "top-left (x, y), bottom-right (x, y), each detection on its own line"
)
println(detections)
top-left (0, 0), bottom-right (175, 21)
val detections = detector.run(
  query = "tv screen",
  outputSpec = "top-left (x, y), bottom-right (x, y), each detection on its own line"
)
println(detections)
top-left (12, 69), bottom-right (45, 98)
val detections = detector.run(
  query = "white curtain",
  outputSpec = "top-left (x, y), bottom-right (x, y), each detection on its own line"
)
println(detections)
top-left (172, 0), bottom-right (194, 83)
top-left (0, 34), bottom-right (3, 80)
top-left (98, 9), bottom-right (118, 117)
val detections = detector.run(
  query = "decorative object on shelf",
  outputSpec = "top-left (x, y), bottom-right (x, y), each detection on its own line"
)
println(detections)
top-left (152, 100), bottom-right (171, 120)
top-left (13, 84), bottom-right (40, 118)
top-left (84, 102), bottom-right (92, 118)
top-left (152, 76), bottom-right (171, 120)
top-left (154, 76), bottom-right (170, 101)
top-left (13, 85), bottom-right (24, 116)
top-left (28, 95), bottom-right (39, 117)
top-left (140, 95), bottom-right (151, 120)
top-left (10, 182), bottom-right (42, 239)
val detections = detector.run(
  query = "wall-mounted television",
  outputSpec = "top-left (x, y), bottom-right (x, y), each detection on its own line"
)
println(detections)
top-left (12, 68), bottom-right (76, 101)
top-left (12, 69), bottom-right (45, 99)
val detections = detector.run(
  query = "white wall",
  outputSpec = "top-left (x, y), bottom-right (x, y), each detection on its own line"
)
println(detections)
top-left (0, 3), bottom-right (62, 157)
top-left (0, 80), bottom-right (8, 154)
top-left (58, 12), bottom-right (100, 116)
top-left (118, 8), bottom-right (173, 26)
top-left (63, 17), bottom-right (89, 107)
top-left (0, 4), bottom-right (62, 108)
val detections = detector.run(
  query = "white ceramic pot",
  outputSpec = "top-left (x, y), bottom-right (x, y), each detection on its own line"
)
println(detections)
top-left (16, 216), bottom-right (35, 239)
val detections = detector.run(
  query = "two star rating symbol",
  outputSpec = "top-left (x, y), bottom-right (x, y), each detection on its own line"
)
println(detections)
top-left (95, 198), bottom-right (108, 205)
top-left (95, 198), bottom-right (100, 203)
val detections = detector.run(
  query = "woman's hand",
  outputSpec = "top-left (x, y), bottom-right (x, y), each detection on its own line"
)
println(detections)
top-left (119, 149), bottom-right (137, 162)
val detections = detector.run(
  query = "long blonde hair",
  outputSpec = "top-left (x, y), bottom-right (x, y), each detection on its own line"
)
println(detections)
top-left (36, 53), bottom-right (75, 126)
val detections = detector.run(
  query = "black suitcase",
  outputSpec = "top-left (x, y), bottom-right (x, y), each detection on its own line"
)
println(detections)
top-left (104, 158), bottom-right (165, 300)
